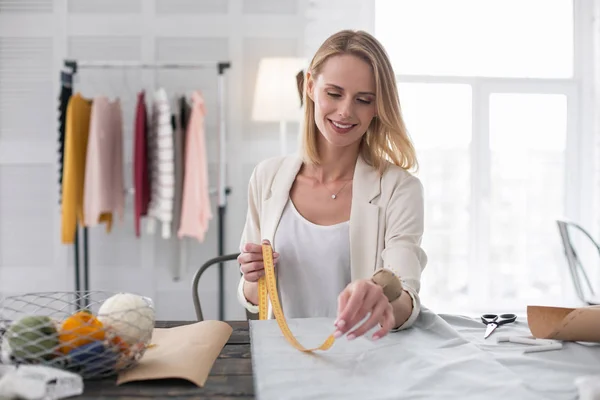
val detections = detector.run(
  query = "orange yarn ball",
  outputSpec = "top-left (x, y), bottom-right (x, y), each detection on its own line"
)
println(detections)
top-left (58, 310), bottom-right (106, 354)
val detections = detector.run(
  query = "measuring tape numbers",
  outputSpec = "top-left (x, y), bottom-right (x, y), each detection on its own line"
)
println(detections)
top-left (258, 243), bottom-right (335, 352)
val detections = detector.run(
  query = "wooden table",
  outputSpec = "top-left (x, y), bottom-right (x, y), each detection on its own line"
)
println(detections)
top-left (77, 321), bottom-right (254, 399)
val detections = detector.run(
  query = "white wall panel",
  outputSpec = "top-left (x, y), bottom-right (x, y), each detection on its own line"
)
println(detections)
top-left (68, 36), bottom-right (142, 61)
top-left (0, 165), bottom-right (56, 269)
top-left (155, 0), bottom-right (228, 15)
top-left (67, 0), bottom-right (141, 14)
top-left (243, 0), bottom-right (297, 15)
top-left (0, 0), bottom-right (53, 13)
top-left (0, 37), bottom-right (53, 141)
top-left (155, 37), bottom-right (229, 63)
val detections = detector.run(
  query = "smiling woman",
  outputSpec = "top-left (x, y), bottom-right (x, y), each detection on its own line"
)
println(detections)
top-left (237, 30), bottom-right (428, 342)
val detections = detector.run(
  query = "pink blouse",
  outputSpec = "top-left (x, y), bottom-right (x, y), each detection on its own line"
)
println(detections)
top-left (84, 96), bottom-right (125, 228)
top-left (177, 91), bottom-right (212, 242)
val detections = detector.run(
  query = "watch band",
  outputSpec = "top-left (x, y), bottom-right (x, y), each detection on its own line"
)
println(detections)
top-left (371, 268), bottom-right (403, 302)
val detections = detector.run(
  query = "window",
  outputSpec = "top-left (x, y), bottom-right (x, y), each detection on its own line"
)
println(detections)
top-left (376, 0), bottom-right (581, 314)
top-left (398, 83), bottom-right (472, 310)
top-left (376, 0), bottom-right (573, 78)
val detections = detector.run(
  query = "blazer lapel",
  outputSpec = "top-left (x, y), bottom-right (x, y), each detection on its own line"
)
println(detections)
top-left (350, 156), bottom-right (381, 280)
top-left (261, 156), bottom-right (303, 248)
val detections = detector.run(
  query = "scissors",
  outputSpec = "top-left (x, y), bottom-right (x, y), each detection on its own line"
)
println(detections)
top-left (481, 313), bottom-right (517, 339)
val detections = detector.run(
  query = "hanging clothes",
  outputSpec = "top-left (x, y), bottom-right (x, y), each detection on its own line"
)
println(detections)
top-left (178, 91), bottom-right (212, 242)
top-left (146, 88), bottom-right (175, 239)
top-left (180, 95), bottom-right (191, 134)
top-left (133, 91), bottom-right (150, 237)
top-left (172, 105), bottom-right (185, 236)
top-left (83, 96), bottom-right (124, 229)
top-left (58, 76), bottom-right (72, 206)
top-left (61, 93), bottom-right (93, 244)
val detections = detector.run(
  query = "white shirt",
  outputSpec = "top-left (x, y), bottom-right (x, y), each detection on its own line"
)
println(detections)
top-left (272, 199), bottom-right (351, 319)
top-left (146, 88), bottom-right (175, 239)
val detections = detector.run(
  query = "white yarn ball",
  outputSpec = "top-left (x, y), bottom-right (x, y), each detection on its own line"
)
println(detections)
top-left (97, 293), bottom-right (155, 346)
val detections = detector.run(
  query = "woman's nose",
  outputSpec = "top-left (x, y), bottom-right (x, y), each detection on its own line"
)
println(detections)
top-left (337, 100), bottom-right (353, 119)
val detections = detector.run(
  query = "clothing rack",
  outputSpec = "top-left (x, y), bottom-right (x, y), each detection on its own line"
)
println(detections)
top-left (61, 59), bottom-right (232, 320)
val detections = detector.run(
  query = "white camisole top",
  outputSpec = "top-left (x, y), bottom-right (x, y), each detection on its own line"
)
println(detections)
top-left (273, 198), bottom-right (351, 319)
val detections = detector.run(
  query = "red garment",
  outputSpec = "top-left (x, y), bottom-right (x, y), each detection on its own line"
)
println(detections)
top-left (134, 91), bottom-right (150, 237)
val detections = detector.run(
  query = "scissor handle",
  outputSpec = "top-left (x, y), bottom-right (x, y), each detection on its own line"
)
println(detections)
top-left (496, 313), bottom-right (517, 325)
top-left (481, 314), bottom-right (498, 324)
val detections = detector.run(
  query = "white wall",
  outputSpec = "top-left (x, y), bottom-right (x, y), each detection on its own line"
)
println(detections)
top-left (0, 0), bottom-right (374, 321)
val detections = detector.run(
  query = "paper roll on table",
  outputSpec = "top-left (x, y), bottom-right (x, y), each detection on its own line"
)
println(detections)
top-left (527, 305), bottom-right (600, 342)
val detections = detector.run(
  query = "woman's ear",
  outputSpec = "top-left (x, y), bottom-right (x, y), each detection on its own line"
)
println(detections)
top-left (306, 71), bottom-right (315, 102)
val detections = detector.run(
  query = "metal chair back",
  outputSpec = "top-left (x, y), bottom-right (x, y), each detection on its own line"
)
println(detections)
top-left (192, 253), bottom-right (240, 321)
top-left (556, 219), bottom-right (599, 305)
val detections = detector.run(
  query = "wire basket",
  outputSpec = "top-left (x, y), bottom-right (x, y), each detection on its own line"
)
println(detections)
top-left (0, 291), bottom-right (155, 380)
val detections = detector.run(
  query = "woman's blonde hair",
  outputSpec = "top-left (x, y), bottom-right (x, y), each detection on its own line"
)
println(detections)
top-left (301, 30), bottom-right (418, 174)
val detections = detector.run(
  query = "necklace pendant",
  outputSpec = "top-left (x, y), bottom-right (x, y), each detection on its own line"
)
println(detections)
top-left (331, 194), bottom-right (336, 199)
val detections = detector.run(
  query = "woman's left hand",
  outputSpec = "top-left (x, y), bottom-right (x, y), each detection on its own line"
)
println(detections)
top-left (334, 279), bottom-right (395, 341)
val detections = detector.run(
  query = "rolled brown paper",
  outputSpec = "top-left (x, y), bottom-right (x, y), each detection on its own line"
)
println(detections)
top-left (117, 320), bottom-right (233, 387)
top-left (527, 305), bottom-right (600, 342)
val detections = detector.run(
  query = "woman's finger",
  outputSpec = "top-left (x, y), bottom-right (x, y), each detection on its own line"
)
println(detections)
top-left (335, 286), bottom-right (367, 335)
top-left (346, 298), bottom-right (388, 339)
top-left (372, 305), bottom-right (395, 340)
top-left (238, 251), bottom-right (262, 264)
top-left (342, 285), bottom-right (380, 333)
top-left (238, 248), bottom-right (278, 263)
top-left (240, 261), bottom-right (263, 274)
top-left (244, 270), bottom-right (265, 282)
top-left (242, 243), bottom-right (263, 253)
top-left (336, 289), bottom-right (351, 325)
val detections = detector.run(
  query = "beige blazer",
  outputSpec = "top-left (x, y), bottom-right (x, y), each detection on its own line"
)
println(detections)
top-left (236, 154), bottom-right (428, 330)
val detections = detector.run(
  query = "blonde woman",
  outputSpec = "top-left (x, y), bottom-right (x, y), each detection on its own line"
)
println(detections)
top-left (237, 30), bottom-right (427, 341)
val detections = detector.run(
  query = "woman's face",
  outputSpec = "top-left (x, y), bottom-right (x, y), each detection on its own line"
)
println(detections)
top-left (307, 54), bottom-right (377, 149)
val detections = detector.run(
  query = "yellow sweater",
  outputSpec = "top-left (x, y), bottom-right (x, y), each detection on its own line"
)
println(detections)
top-left (61, 94), bottom-right (112, 244)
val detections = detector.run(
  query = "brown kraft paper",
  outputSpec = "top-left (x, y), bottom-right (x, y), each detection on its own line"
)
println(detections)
top-left (527, 305), bottom-right (600, 342)
top-left (117, 320), bottom-right (233, 387)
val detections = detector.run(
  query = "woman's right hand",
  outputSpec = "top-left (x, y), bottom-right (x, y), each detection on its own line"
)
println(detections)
top-left (238, 241), bottom-right (279, 282)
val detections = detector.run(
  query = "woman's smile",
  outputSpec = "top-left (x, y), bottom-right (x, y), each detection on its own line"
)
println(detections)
top-left (328, 119), bottom-right (357, 134)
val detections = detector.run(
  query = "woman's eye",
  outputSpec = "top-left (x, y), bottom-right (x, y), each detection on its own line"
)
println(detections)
top-left (358, 98), bottom-right (372, 105)
top-left (326, 92), bottom-right (341, 98)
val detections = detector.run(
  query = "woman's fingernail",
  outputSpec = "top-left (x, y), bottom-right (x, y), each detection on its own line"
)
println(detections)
top-left (333, 330), bottom-right (342, 338)
top-left (337, 320), bottom-right (346, 328)
top-left (274, 252), bottom-right (279, 257)
top-left (372, 335), bottom-right (380, 341)
top-left (347, 334), bottom-right (356, 341)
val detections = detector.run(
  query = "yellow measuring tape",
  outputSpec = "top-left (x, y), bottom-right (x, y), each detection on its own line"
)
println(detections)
top-left (258, 243), bottom-right (336, 352)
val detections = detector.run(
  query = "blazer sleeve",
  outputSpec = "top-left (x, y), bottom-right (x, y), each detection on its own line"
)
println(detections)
top-left (381, 174), bottom-right (428, 331)
top-left (236, 166), bottom-right (262, 314)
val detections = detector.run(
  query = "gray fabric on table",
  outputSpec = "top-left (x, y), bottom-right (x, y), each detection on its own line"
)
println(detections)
top-left (250, 308), bottom-right (600, 400)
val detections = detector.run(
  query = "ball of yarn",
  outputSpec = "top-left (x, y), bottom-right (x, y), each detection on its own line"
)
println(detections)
top-left (68, 341), bottom-right (119, 376)
top-left (58, 310), bottom-right (105, 354)
top-left (6, 315), bottom-right (59, 361)
top-left (97, 293), bottom-right (155, 346)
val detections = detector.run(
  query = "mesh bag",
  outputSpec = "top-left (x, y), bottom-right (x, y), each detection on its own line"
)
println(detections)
top-left (0, 291), bottom-right (155, 380)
